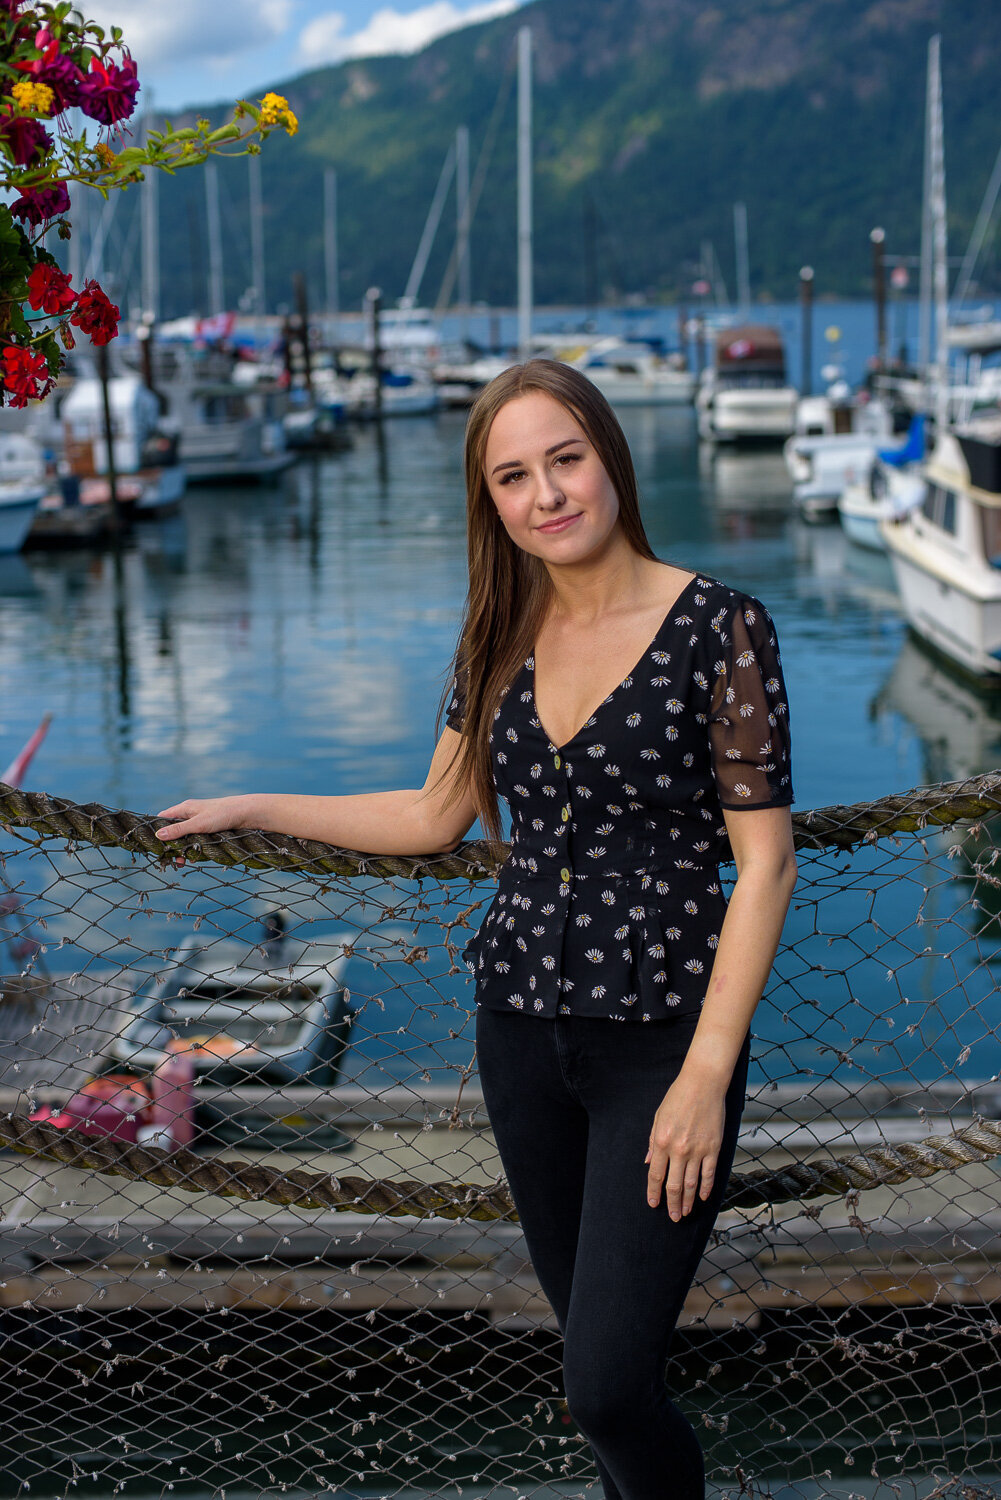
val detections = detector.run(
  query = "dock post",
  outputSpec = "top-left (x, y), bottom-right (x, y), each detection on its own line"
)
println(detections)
top-left (799, 266), bottom-right (814, 396)
top-left (96, 341), bottom-right (121, 541)
top-left (870, 226), bottom-right (887, 369)
top-left (293, 272), bottom-right (314, 400)
top-left (366, 286), bottom-right (383, 421)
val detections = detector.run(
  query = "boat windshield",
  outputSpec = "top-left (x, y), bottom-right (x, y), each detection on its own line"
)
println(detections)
top-left (982, 507), bottom-right (1001, 569)
top-left (717, 370), bottom-right (788, 390)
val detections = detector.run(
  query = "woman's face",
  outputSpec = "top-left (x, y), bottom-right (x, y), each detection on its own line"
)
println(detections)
top-left (482, 390), bottom-right (621, 565)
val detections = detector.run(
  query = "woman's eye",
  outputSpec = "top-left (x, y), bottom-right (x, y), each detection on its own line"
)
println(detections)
top-left (499, 469), bottom-right (525, 484)
top-left (555, 452), bottom-right (580, 467)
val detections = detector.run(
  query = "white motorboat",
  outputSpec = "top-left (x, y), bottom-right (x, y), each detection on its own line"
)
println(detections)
top-left (570, 337), bottom-right (695, 406)
top-left (0, 433), bottom-right (45, 552)
top-left (59, 373), bottom-right (187, 514)
top-left (785, 396), bottom-right (895, 518)
top-left (696, 324), bottom-right (798, 443)
top-left (880, 421), bottom-right (1001, 678)
top-left (343, 365), bottom-right (440, 418)
top-left (835, 418), bottom-right (927, 548)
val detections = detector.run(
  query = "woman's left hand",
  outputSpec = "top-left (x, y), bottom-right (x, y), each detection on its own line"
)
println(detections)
top-left (644, 1072), bottom-right (726, 1217)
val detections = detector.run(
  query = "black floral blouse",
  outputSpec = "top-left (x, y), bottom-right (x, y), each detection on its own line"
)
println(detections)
top-left (446, 574), bottom-right (793, 1022)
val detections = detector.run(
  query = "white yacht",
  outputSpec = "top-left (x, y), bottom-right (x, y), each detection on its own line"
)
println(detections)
top-left (880, 421), bottom-right (1001, 677)
top-left (570, 337), bottom-right (695, 406)
top-left (696, 324), bottom-right (798, 443)
top-left (0, 433), bottom-right (46, 552)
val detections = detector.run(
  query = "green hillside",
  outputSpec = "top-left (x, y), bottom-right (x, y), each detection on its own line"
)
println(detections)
top-left (141, 0), bottom-right (1001, 319)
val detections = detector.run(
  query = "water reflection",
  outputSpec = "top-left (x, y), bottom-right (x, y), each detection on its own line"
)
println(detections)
top-left (873, 633), bottom-right (1001, 785)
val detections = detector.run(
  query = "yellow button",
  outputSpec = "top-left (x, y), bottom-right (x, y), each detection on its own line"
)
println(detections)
top-left (554, 754), bottom-right (561, 769)
top-left (561, 806), bottom-right (570, 822)
top-left (560, 867), bottom-right (571, 882)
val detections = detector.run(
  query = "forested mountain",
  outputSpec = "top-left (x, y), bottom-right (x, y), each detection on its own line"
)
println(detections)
top-left (144, 0), bottom-right (1001, 319)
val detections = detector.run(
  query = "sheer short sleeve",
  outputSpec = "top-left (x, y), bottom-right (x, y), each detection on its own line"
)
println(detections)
top-left (708, 595), bottom-right (793, 810)
top-left (445, 669), bottom-right (467, 733)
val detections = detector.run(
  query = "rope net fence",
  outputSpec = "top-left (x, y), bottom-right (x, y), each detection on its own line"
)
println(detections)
top-left (0, 773), bottom-right (999, 1500)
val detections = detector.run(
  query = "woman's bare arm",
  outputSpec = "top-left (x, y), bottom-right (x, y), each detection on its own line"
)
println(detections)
top-left (644, 804), bottom-right (797, 1216)
top-left (155, 726), bottom-right (479, 856)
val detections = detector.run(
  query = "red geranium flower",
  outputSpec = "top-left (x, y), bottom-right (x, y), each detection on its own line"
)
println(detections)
top-left (27, 262), bottom-right (76, 316)
top-left (77, 53), bottom-right (139, 125)
top-left (10, 180), bottom-right (70, 225)
top-left (69, 279), bottom-right (120, 346)
top-left (0, 113), bottom-right (51, 166)
top-left (1, 345), bottom-right (53, 408)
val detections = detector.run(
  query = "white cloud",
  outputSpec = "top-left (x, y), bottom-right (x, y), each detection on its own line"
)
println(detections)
top-left (87, 0), bottom-right (294, 75)
top-left (299, 0), bottom-right (521, 67)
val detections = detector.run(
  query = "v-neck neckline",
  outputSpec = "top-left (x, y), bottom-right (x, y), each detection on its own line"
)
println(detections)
top-left (529, 573), bottom-right (702, 753)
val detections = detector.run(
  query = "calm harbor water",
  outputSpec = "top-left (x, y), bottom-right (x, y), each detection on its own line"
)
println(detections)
top-left (1, 364), bottom-right (1000, 1086)
top-left (2, 315), bottom-right (1001, 1498)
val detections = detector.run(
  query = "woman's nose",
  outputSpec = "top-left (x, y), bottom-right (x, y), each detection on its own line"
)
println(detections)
top-left (536, 470), bottom-right (565, 508)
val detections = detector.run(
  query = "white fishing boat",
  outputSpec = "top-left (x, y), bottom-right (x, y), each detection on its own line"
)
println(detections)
top-left (880, 422), bottom-right (1001, 677)
top-left (569, 337), bottom-right (695, 406)
top-left (0, 433), bottom-right (46, 553)
top-left (696, 324), bottom-right (798, 443)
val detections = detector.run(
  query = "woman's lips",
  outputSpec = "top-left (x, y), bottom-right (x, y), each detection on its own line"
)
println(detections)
top-left (536, 512), bottom-right (583, 534)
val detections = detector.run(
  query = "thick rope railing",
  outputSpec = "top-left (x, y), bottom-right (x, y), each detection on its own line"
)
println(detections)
top-left (3, 1109), bottom-right (1000, 1220)
top-left (0, 771), bottom-right (1000, 878)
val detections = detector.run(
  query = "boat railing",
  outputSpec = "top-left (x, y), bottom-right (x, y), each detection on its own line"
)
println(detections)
top-left (0, 771), bottom-right (1000, 1496)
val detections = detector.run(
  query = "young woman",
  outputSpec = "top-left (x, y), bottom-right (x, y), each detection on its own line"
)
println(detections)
top-left (156, 359), bottom-right (797, 1500)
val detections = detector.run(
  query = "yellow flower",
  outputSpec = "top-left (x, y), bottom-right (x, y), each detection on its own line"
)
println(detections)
top-left (94, 142), bottom-right (116, 169)
top-left (10, 80), bottom-right (55, 116)
top-left (259, 90), bottom-right (298, 135)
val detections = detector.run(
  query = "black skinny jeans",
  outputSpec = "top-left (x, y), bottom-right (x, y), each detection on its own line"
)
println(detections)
top-left (476, 1006), bottom-right (751, 1500)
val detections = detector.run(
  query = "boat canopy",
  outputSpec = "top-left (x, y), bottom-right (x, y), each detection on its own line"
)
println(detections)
top-left (878, 413), bottom-right (925, 468)
top-left (714, 324), bottom-right (786, 373)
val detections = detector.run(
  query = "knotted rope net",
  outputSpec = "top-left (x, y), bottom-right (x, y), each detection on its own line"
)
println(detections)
top-left (0, 771), bottom-right (1000, 1500)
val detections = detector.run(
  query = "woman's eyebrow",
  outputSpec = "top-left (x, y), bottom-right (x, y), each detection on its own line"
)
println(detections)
top-left (490, 437), bottom-right (586, 476)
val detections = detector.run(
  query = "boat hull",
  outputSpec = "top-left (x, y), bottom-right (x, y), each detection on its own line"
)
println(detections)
top-left (697, 388), bottom-right (798, 443)
top-left (882, 527), bottom-right (1001, 677)
top-left (0, 489), bottom-right (43, 553)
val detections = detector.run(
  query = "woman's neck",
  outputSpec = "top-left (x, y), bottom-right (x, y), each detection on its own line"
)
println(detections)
top-left (542, 545), bottom-right (666, 628)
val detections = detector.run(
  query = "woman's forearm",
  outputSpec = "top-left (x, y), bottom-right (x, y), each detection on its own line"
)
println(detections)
top-left (682, 855), bottom-right (797, 1088)
top-left (238, 788), bottom-right (461, 855)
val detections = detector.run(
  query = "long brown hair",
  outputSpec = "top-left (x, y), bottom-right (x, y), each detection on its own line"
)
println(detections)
top-left (440, 358), bottom-right (658, 839)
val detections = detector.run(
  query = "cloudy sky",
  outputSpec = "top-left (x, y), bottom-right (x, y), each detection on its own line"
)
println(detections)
top-left (89, 0), bottom-right (524, 113)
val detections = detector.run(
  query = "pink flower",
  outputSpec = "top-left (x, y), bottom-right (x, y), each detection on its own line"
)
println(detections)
top-left (77, 54), bottom-right (140, 125)
top-left (14, 31), bottom-right (84, 112)
top-left (27, 263), bottom-right (76, 316)
top-left (70, 279), bottom-right (120, 345)
top-left (0, 113), bottom-right (51, 166)
top-left (10, 180), bottom-right (70, 225)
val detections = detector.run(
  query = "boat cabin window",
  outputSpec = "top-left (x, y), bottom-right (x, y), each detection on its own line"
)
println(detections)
top-left (982, 507), bottom-right (1001, 569)
top-left (717, 370), bottom-right (788, 391)
top-left (921, 482), bottom-right (957, 535)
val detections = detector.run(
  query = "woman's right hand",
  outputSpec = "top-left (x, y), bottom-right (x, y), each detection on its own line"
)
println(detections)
top-left (155, 795), bottom-right (253, 841)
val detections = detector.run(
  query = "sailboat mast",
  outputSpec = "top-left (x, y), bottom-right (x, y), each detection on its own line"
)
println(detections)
top-left (456, 124), bottom-right (471, 342)
top-left (918, 41), bottom-right (934, 375)
top-left (734, 202), bottom-right (750, 316)
top-left (249, 153), bottom-right (265, 315)
top-left (404, 143), bottom-right (456, 306)
top-left (928, 34), bottom-right (949, 431)
top-left (141, 106), bottom-right (159, 320)
top-left (517, 24), bottom-right (533, 360)
top-left (205, 160), bottom-right (225, 316)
